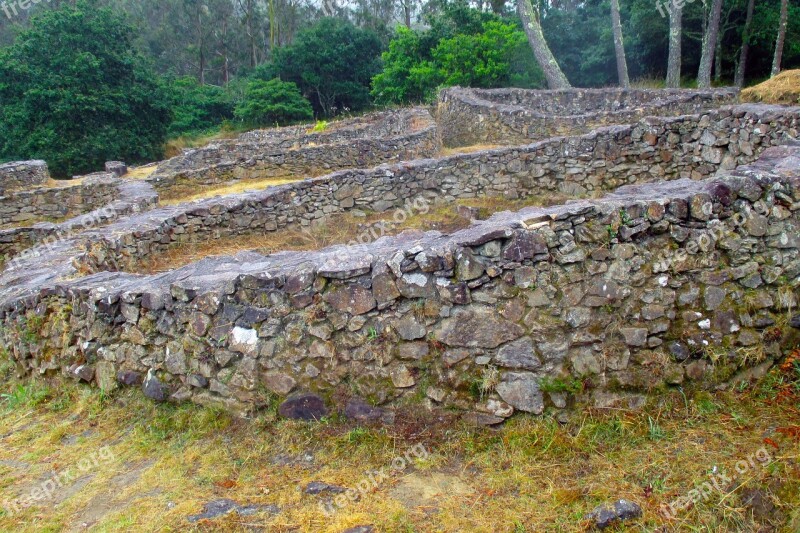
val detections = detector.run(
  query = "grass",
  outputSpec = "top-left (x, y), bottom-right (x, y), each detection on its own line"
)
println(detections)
top-left (437, 144), bottom-right (504, 156)
top-left (0, 356), bottom-right (798, 532)
top-left (741, 70), bottom-right (800, 105)
top-left (122, 164), bottom-right (158, 180)
top-left (134, 193), bottom-right (571, 274)
top-left (159, 176), bottom-right (305, 205)
top-left (163, 128), bottom-right (243, 159)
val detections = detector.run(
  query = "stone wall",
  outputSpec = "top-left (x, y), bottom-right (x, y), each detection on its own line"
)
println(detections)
top-left (148, 108), bottom-right (440, 191)
top-left (0, 104), bottom-right (798, 422)
top-left (81, 104), bottom-right (800, 273)
top-left (437, 87), bottom-right (739, 147)
top-left (0, 179), bottom-right (157, 263)
top-left (0, 145), bottom-right (798, 422)
top-left (0, 172), bottom-right (120, 227)
top-left (0, 160), bottom-right (49, 194)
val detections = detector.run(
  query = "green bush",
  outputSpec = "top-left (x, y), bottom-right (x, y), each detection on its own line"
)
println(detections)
top-left (371, 13), bottom-right (543, 106)
top-left (0, 1), bottom-right (170, 177)
top-left (263, 18), bottom-right (383, 116)
top-left (234, 79), bottom-right (313, 127)
top-left (165, 76), bottom-right (234, 138)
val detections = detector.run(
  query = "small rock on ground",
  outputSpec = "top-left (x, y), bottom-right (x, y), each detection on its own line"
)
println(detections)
top-left (187, 499), bottom-right (279, 523)
top-left (303, 481), bottom-right (347, 495)
top-left (584, 499), bottom-right (642, 529)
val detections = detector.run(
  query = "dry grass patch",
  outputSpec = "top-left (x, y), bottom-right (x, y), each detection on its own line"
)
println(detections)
top-left (159, 176), bottom-right (306, 205)
top-left (741, 70), bottom-right (800, 105)
top-left (0, 358), bottom-right (798, 532)
top-left (437, 144), bottom-right (504, 156)
top-left (135, 193), bottom-right (570, 274)
top-left (122, 164), bottom-right (158, 180)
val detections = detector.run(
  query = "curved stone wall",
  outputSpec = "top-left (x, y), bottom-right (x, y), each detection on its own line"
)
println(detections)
top-left (79, 105), bottom-right (800, 272)
top-left (0, 176), bottom-right (157, 263)
top-left (0, 101), bottom-right (798, 421)
top-left (0, 160), bottom-right (49, 194)
top-left (437, 86), bottom-right (739, 147)
top-left (147, 108), bottom-right (440, 191)
top-left (0, 172), bottom-right (122, 227)
top-left (0, 145), bottom-right (798, 421)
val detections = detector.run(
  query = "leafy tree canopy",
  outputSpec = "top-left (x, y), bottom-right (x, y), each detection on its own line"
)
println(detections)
top-left (0, 0), bottom-right (171, 177)
top-left (165, 76), bottom-right (235, 138)
top-left (259, 18), bottom-right (384, 116)
top-left (234, 78), bottom-right (313, 126)
top-left (371, 6), bottom-right (543, 105)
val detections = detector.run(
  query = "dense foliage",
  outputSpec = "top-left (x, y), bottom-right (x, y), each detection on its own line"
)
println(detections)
top-left (0, 1), bottom-right (171, 177)
top-left (165, 77), bottom-right (235, 138)
top-left (0, 0), bottom-right (796, 175)
top-left (258, 18), bottom-right (383, 116)
top-left (372, 11), bottom-right (543, 105)
top-left (234, 78), bottom-right (314, 126)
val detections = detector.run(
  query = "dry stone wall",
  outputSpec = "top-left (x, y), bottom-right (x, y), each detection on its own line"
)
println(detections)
top-left (148, 108), bottom-right (439, 191)
top-left (0, 172), bottom-right (121, 227)
top-left (81, 104), bottom-right (800, 272)
top-left (0, 178), bottom-right (157, 263)
top-left (438, 87), bottom-right (739, 147)
top-left (0, 98), bottom-right (799, 424)
top-left (0, 145), bottom-right (798, 422)
top-left (0, 160), bottom-right (49, 194)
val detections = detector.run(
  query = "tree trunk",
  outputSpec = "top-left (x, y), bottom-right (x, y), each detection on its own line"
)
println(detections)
top-left (771, 0), bottom-right (789, 76)
top-left (402, 0), bottom-right (412, 27)
top-left (697, 0), bottom-right (723, 88)
top-left (517, 0), bottom-right (570, 89)
top-left (610, 0), bottom-right (629, 88)
top-left (734, 0), bottom-right (754, 87)
top-left (714, 28), bottom-right (722, 82)
top-left (197, 9), bottom-right (206, 85)
top-left (666, 1), bottom-right (682, 88)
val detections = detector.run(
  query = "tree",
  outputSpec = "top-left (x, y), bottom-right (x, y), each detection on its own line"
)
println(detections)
top-left (371, 15), bottom-right (543, 105)
top-left (432, 20), bottom-right (543, 89)
top-left (697, 0), bottom-right (723, 88)
top-left (166, 76), bottom-right (235, 137)
top-left (734, 0), bottom-right (755, 87)
top-left (0, 0), bottom-right (170, 177)
top-left (517, 0), bottom-right (570, 89)
top-left (234, 78), bottom-right (313, 126)
top-left (609, 0), bottom-right (629, 88)
top-left (266, 18), bottom-right (383, 116)
top-left (772, 0), bottom-right (789, 76)
top-left (666, 0), bottom-right (682, 87)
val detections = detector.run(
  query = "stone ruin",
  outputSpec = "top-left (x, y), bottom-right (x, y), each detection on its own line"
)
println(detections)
top-left (1, 89), bottom-right (799, 423)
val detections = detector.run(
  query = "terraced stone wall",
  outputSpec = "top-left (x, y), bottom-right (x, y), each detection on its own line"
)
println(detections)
top-left (0, 173), bottom-right (120, 227)
top-left (148, 108), bottom-right (440, 191)
top-left (82, 105), bottom-right (800, 273)
top-left (437, 87), bottom-right (739, 147)
top-left (0, 160), bottom-right (49, 194)
top-left (1, 146), bottom-right (798, 422)
top-left (0, 178), bottom-right (157, 262)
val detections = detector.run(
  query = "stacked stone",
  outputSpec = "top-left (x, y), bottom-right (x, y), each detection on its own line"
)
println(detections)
top-left (78, 104), bottom-right (799, 274)
top-left (437, 86), bottom-right (739, 147)
top-left (0, 160), bottom-right (49, 194)
top-left (0, 145), bottom-right (797, 423)
top-left (148, 108), bottom-right (439, 191)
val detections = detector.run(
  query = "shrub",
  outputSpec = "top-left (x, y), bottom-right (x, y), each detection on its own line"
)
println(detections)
top-left (234, 79), bottom-right (313, 127)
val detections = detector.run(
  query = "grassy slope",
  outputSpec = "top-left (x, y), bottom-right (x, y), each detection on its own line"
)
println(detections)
top-left (0, 353), bottom-right (798, 532)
